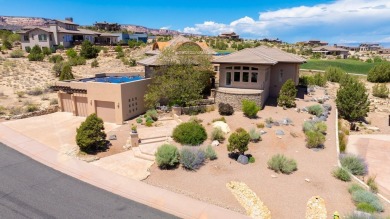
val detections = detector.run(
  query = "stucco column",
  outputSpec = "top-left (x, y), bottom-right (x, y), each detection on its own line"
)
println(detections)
top-left (130, 133), bottom-right (139, 147)
top-left (57, 91), bottom-right (63, 112)
top-left (71, 94), bottom-right (77, 116)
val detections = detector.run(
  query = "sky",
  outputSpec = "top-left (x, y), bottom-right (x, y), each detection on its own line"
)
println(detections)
top-left (1, 0), bottom-right (390, 44)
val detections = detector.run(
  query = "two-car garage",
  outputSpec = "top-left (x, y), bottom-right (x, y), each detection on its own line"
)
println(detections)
top-left (95, 101), bottom-right (116, 123)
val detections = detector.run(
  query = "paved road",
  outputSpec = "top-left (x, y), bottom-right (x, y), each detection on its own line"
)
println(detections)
top-left (0, 142), bottom-right (177, 219)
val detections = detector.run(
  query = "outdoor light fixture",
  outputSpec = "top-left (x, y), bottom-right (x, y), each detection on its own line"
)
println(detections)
top-left (117, 103), bottom-right (120, 108)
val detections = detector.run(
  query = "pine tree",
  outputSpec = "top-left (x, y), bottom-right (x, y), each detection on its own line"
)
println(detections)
top-left (76, 114), bottom-right (107, 153)
top-left (59, 64), bottom-right (74, 81)
top-left (277, 79), bottom-right (297, 108)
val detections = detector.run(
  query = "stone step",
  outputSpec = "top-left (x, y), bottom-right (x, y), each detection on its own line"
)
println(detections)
top-left (132, 147), bottom-right (155, 161)
top-left (158, 117), bottom-right (174, 121)
top-left (140, 136), bottom-right (169, 144)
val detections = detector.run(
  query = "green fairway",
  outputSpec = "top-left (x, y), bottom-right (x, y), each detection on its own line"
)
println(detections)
top-left (300, 59), bottom-right (380, 75)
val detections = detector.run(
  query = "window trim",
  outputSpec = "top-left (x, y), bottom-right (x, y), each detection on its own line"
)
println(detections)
top-left (251, 72), bottom-right (258, 83)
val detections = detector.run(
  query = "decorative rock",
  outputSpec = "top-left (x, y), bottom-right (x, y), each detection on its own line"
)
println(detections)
top-left (305, 196), bottom-right (327, 219)
top-left (212, 121), bottom-right (231, 134)
top-left (260, 130), bottom-right (267, 135)
top-left (271, 174), bottom-right (277, 178)
top-left (367, 126), bottom-right (380, 131)
top-left (302, 107), bottom-right (308, 112)
top-left (273, 121), bottom-right (280, 126)
top-left (275, 130), bottom-right (285, 135)
top-left (109, 135), bottom-right (117, 140)
top-left (211, 140), bottom-right (220, 147)
top-left (305, 178), bottom-right (311, 182)
top-left (237, 155), bottom-right (249, 165)
top-left (295, 108), bottom-right (301, 113)
top-left (266, 123), bottom-right (272, 128)
top-left (226, 181), bottom-right (271, 219)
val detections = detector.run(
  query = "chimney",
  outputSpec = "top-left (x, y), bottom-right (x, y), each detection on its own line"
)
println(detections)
top-left (65, 17), bottom-right (73, 22)
top-left (334, 44), bottom-right (337, 47)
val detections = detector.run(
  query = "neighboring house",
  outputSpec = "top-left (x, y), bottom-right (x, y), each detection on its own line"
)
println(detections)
top-left (18, 18), bottom-right (118, 50)
top-left (94, 21), bottom-right (121, 31)
top-left (218, 32), bottom-right (240, 40)
top-left (138, 35), bottom-right (215, 78)
top-left (378, 48), bottom-right (390, 54)
top-left (212, 46), bottom-right (306, 109)
top-left (359, 43), bottom-right (382, 52)
top-left (115, 32), bottom-right (149, 44)
top-left (261, 38), bottom-right (282, 44)
top-left (53, 73), bottom-right (150, 124)
top-left (334, 44), bottom-right (359, 52)
top-left (312, 46), bottom-right (349, 58)
top-left (297, 40), bottom-right (328, 47)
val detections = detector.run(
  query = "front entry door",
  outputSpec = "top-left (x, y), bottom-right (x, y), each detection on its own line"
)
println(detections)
top-left (226, 72), bottom-right (231, 86)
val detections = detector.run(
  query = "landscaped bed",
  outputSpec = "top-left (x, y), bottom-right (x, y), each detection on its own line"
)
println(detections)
top-left (144, 88), bottom-right (367, 218)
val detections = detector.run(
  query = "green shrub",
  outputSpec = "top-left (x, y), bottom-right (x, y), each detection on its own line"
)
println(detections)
top-left (145, 109), bottom-right (158, 121)
top-left (42, 47), bottom-right (52, 56)
top-left (80, 40), bottom-right (99, 59)
top-left (2, 40), bottom-right (12, 50)
top-left (49, 98), bottom-right (58, 105)
top-left (249, 156), bottom-right (255, 163)
top-left (27, 45), bottom-right (44, 61)
top-left (267, 154), bottom-right (297, 174)
top-left (265, 117), bottom-right (274, 124)
top-left (248, 128), bottom-right (261, 142)
top-left (52, 61), bottom-right (67, 77)
top-left (91, 59), bottom-right (99, 68)
top-left (76, 113), bottom-right (107, 153)
top-left (49, 54), bottom-right (64, 63)
top-left (227, 128), bottom-right (250, 154)
top-left (277, 79), bottom-right (297, 108)
top-left (0, 105), bottom-right (6, 115)
top-left (25, 46), bottom-right (31, 53)
top-left (145, 116), bottom-right (154, 123)
top-left (332, 167), bottom-right (351, 182)
top-left (303, 121), bottom-right (327, 134)
top-left (339, 132), bottom-right (347, 153)
top-left (68, 56), bottom-right (86, 66)
top-left (26, 104), bottom-right (39, 112)
top-left (310, 73), bottom-right (327, 86)
top-left (114, 45), bottom-right (123, 53)
top-left (136, 117), bottom-right (143, 124)
top-left (315, 122), bottom-right (327, 134)
top-left (66, 48), bottom-right (77, 58)
top-left (10, 49), bottom-right (24, 58)
top-left (367, 176), bottom-right (379, 193)
top-left (57, 45), bottom-right (64, 50)
top-left (27, 87), bottom-right (43, 96)
top-left (59, 64), bottom-right (74, 81)
top-left (307, 105), bottom-right (323, 117)
top-left (145, 120), bottom-right (153, 127)
top-left (372, 83), bottom-right (389, 98)
top-left (305, 130), bottom-right (325, 148)
top-left (218, 103), bottom-right (234, 115)
top-left (180, 147), bottom-right (206, 170)
top-left (325, 66), bottom-right (347, 83)
top-left (299, 75), bottom-right (311, 86)
top-left (188, 116), bottom-right (202, 124)
top-left (116, 51), bottom-right (124, 59)
top-left (256, 123), bottom-right (265, 128)
top-left (205, 145), bottom-right (217, 160)
top-left (367, 62), bottom-right (390, 82)
top-left (349, 183), bottom-right (365, 194)
top-left (172, 122), bottom-right (207, 145)
top-left (210, 127), bottom-right (225, 142)
top-left (155, 144), bottom-right (179, 169)
top-left (212, 117), bottom-right (226, 123)
top-left (352, 190), bottom-right (383, 212)
top-left (340, 154), bottom-right (367, 176)
top-left (356, 202), bottom-right (376, 213)
top-left (16, 91), bottom-right (25, 98)
top-left (242, 99), bottom-right (260, 118)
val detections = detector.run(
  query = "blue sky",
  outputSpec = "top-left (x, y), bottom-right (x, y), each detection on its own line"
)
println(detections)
top-left (1, 0), bottom-right (390, 44)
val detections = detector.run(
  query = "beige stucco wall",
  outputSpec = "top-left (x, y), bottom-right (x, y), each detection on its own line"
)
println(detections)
top-left (218, 64), bottom-right (271, 90)
top-left (269, 63), bottom-right (300, 97)
top-left (120, 79), bottom-right (151, 121)
top-left (21, 29), bottom-right (53, 50)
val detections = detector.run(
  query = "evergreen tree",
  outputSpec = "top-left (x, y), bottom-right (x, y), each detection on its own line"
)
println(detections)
top-left (27, 45), bottom-right (44, 61)
top-left (59, 64), bottom-right (74, 81)
top-left (80, 40), bottom-right (98, 59)
top-left (76, 113), bottom-right (107, 153)
top-left (277, 79), bottom-right (297, 108)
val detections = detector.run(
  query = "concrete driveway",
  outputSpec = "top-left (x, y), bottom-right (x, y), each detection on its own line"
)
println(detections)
top-left (2, 112), bottom-right (119, 155)
top-left (347, 135), bottom-right (390, 198)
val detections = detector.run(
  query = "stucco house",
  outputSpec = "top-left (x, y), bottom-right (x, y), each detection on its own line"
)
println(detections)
top-left (18, 18), bottom-right (118, 51)
top-left (212, 46), bottom-right (306, 109)
top-left (312, 46), bottom-right (349, 58)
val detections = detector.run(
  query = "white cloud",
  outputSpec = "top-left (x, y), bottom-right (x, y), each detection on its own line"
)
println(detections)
top-left (182, 0), bottom-right (390, 42)
top-left (160, 26), bottom-right (171, 30)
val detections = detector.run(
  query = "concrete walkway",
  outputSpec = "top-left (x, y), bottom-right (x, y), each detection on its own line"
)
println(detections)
top-left (0, 123), bottom-right (248, 219)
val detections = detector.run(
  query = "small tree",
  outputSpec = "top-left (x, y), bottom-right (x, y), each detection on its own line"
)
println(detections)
top-left (325, 66), bottom-right (346, 83)
top-left (80, 40), bottom-right (98, 59)
top-left (27, 45), bottom-right (44, 61)
top-left (367, 62), bottom-right (390, 82)
top-left (372, 83), bottom-right (389, 98)
top-left (66, 48), bottom-right (77, 58)
top-left (277, 79), bottom-right (297, 108)
top-left (2, 40), bottom-right (12, 50)
top-left (76, 113), bottom-right (107, 153)
top-left (91, 59), bottom-right (99, 68)
top-left (59, 64), bottom-right (74, 81)
top-left (336, 76), bottom-right (369, 123)
top-left (242, 99), bottom-right (260, 118)
top-left (227, 128), bottom-right (250, 154)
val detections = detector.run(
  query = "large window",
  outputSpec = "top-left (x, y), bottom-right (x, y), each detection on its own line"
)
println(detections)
top-left (23, 35), bottom-right (29, 41)
top-left (64, 35), bottom-right (73, 42)
top-left (243, 72), bottom-right (249, 82)
top-left (251, 73), bottom-right (258, 83)
top-left (38, 34), bottom-right (47, 41)
top-left (234, 72), bottom-right (240, 82)
top-left (226, 72), bottom-right (231, 85)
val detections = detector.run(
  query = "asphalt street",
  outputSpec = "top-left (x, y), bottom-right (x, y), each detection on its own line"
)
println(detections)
top-left (0, 142), bottom-right (177, 219)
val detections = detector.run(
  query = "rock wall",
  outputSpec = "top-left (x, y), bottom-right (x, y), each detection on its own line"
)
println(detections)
top-left (1, 106), bottom-right (59, 120)
top-left (215, 90), bottom-right (263, 111)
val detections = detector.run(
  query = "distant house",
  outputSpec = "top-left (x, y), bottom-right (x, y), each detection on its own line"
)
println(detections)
top-left (359, 43), bottom-right (382, 52)
top-left (378, 48), bottom-right (390, 54)
top-left (312, 46), bottom-right (349, 58)
top-left (218, 32), bottom-right (240, 40)
top-left (298, 40), bottom-right (328, 46)
top-left (94, 21), bottom-right (121, 32)
top-left (212, 47), bottom-right (306, 109)
top-left (115, 32), bottom-right (149, 44)
top-left (18, 18), bottom-right (118, 50)
top-left (261, 38), bottom-right (282, 44)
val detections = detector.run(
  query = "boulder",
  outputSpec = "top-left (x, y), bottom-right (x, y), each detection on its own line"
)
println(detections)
top-left (237, 155), bottom-right (249, 165)
top-left (212, 121), bottom-right (230, 134)
top-left (260, 130), bottom-right (267, 135)
top-left (275, 130), bottom-right (285, 135)
top-left (305, 196), bottom-right (327, 219)
top-left (266, 123), bottom-right (272, 128)
top-left (367, 126), bottom-right (380, 131)
top-left (211, 140), bottom-right (220, 147)
top-left (109, 135), bottom-right (117, 140)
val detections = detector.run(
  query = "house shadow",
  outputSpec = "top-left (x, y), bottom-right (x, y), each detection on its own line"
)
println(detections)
top-left (262, 86), bottom-right (306, 110)
top-left (296, 86), bottom-right (307, 100)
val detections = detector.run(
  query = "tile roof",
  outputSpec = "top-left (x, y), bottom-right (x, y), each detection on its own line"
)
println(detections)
top-left (312, 46), bottom-right (349, 52)
top-left (212, 46), bottom-right (306, 65)
top-left (55, 19), bottom-right (79, 26)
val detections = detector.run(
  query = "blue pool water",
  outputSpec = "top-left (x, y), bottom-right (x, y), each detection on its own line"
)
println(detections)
top-left (81, 75), bottom-right (144, 83)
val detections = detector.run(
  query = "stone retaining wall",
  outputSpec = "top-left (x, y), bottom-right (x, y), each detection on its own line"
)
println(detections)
top-left (1, 105), bottom-right (59, 120)
top-left (214, 90), bottom-right (263, 111)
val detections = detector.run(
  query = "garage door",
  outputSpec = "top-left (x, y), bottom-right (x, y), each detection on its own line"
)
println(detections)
top-left (75, 97), bottom-right (88, 117)
top-left (95, 101), bottom-right (115, 123)
top-left (61, 93), bottom-right (73, 113)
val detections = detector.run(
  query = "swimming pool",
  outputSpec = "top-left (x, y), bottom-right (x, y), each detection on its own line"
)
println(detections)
top-left (80, 75), bottom-right (144, 83)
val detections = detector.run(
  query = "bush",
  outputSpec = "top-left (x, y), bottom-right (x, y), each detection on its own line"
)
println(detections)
top-left (372, 83), bottom-right (389, 98)
top-left (256, 123), bottom-right (265, 128)
top-left (325, 66), bottom-right (347, 83)
top-left (339, 132), bottom-right (347, 153)
top-left (348, 183), bottom-right (365, 194)
top-left (25, 46), bottom-right (31, 53)
top-left (80, 40), bottom-right (99, 59)
top-left (205, 145), bottom-right (217, 160)
top-left (52, 61), bottom-right (66, 77)
top-left (305, 130), bottom-right (325, 148)
top-left (227, 128), bottom-right (250, 154)
top-left (249, 156), bottom-right (255, 163)
top-left (212, 117), bottom-right (226, 123)
top-left (356, 202), bottom-right (376, 213)
top-left (49, 98), bottom-right (58, 105)
top-left (367, 176), bottom-right (379, 193)
top-left (307, 105), bottom-right (323, 117)
top-left (2, 40), bottom-right (12, 50)
top-left (145, 120), bottom-right (153, 127)
top-left (303, 121), bottom-right (327, 134)
top-left (267, 154), bottom-right (297, 174)
top-left (136, 117), bottom-right (143, 124)
top-left (49, 54), bottom-right (64, 63)
top-left (27, 45), bottom-right (44, 61)
top-left (188, 116), bottom-right (202, 124)
top-left (145, 109), bottom-right (158, 121)
top-left (27, 87), bottom-right (43, 96)
top-left (277, 79), bottom-right (297, 108)
top-left (10, 49), bottom-right (24, 58)
top-left (57, 45), bottom-right (64, 50)
top-left (91, 59), bottom-right (99, 68)
top-left (16, 91), bottom-right (25, 98)
top-left (340, 154), bottom-right (367, 176)
top-left (116, 51), bottom-right (124, 59)
top-left (59, 64), bottom-right (74, 81)
top-left (155, 144), bottom-right (179, 169)
top-left (172, 122), bottom-right (207, 145)
top-left (311, 73), bottom-right (327, 86)
top-left (242, 99), bottom-right (260, 118)
top-left (76, 113), bottom-right (107, 153)
top-left (42, 47), bottom-right (51, 56)
top-left (68, 56), bottom-right (86, 66)
top-left (218, 103), bottom-right (234, 115)
top-left (26, 104), bottom-right (39, 112)
top-left (265, 117), bottom-right (274, 124)
top-left (114, 45), bottom-right (123, 53)
top-left (66, 48), bottom-right (77, 58)
top-left (351, 190), bottom-right (383, 212)
top-left (180, 147), bottom-right (206, 170)
top-left (367, 62), bottom-right (390, 82)
top-left (210, 127), bottom-right (225, 142)
top-left (332, 167), bottom-right (351, 182)
top-left (248, 128), bottom-right (261, 142)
